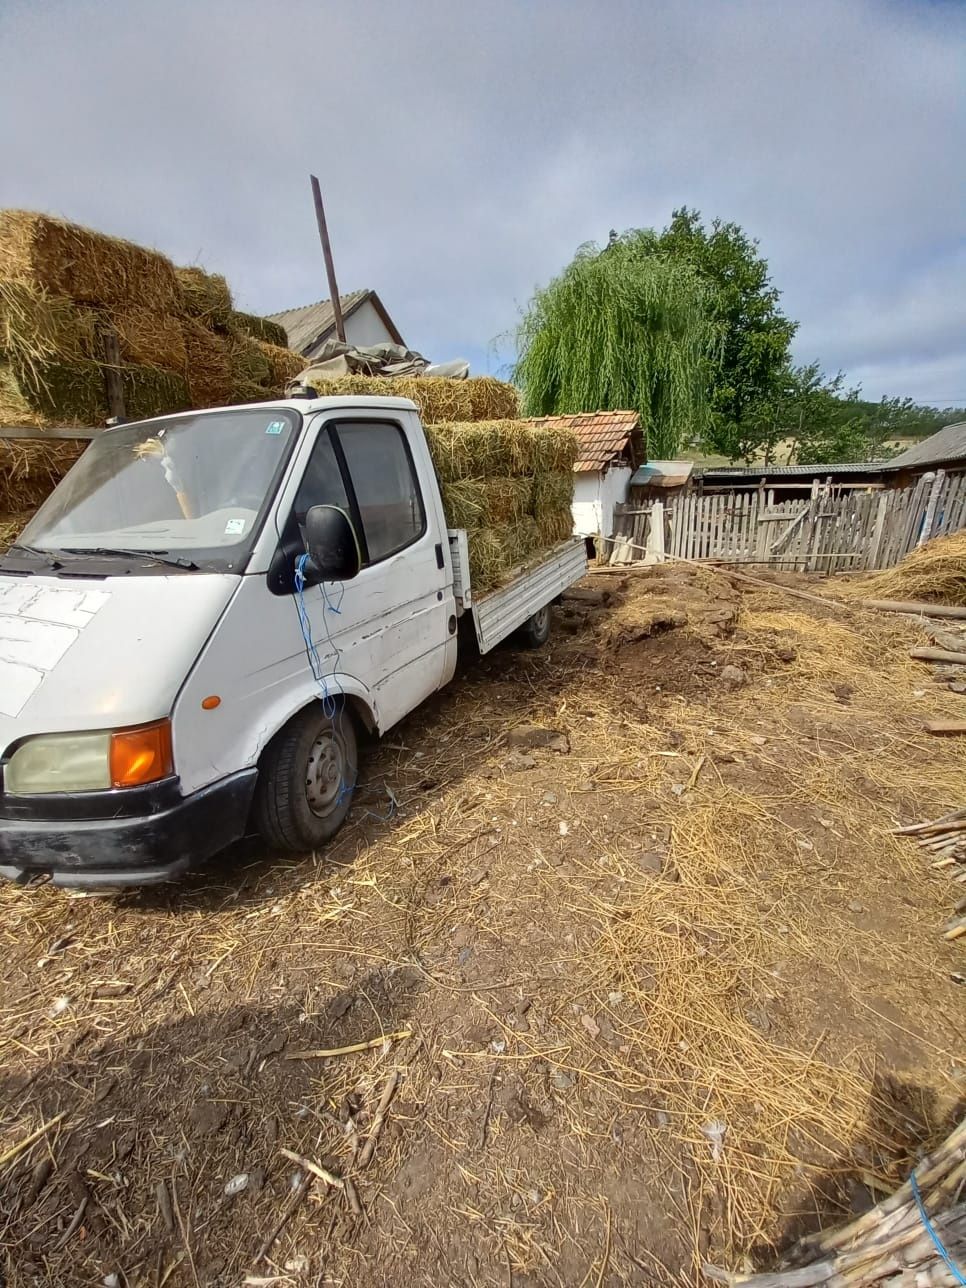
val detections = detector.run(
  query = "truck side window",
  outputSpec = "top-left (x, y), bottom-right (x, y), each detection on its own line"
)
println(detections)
top-left (293, 429), bottom-right (351, 531)
top-left (335, 422), bottom-right (425, 562)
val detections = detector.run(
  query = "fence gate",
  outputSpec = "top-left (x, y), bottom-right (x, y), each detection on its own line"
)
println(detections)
top-left (608, 469), bottom-right (966, 572)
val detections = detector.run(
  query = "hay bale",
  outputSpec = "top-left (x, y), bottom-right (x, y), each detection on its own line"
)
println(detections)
top-left (182, 319), bottom-right (233, 408)
top-left (467, 527), bottom-right (510, 592)
top-left (107, 307), bottom-right (186, 372)
top-left (228, 334), bottom-right (272, 389)
top-left (257, 341), bottom-right (306, 392)
top-left (425, 422), bottom-right (519, 481)
top-left (468, 376), bottom-right (519, 421)
top-left (522, 423), bottom-right (579, 473)
top-left (0, 358), bottom-right (106, 428)
top-left (482, 476), bottom-right (532, 525)
top-left (531, 470), bottom-right (574, 519)
top-left (393, 377), bottom-right (474, 423)
top-left (121, 365), bottom-right (189, 422)
top-left (175, 266), bottom-right (233, 327)
top-left (440, 478), bottom-right (489, 530)
top-left (0, 279), bottom-right (98, 373)
top-left (502, 517), bottom-right (542, 569)
top-left (230, 310), bottom-right (289, 348)
top-left (0, 210), bottom-right (181, 312)
top-left (534, 503), bottom-right (574, 546)
top-left (228, 383), bottom-right (273, 406)
top-left (0, 439), bottom-right (84, 511)
top-left (855, 530), bottom-right (966, 606)
top-left (306, 374), bottom-right (396, 400)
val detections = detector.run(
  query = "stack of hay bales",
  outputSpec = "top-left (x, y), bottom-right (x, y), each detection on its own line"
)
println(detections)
top-left (301, 371), bottom-right (572, 593)
top-left (0, 210), bottom-right (307, 525)
top-left (427, 420), bottom-right (577, 592)
top-left (0, 210), bottom-right (306, 430)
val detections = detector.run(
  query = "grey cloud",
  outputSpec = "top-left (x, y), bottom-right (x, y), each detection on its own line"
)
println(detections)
top-left (1, 0), bottom-right (963, 403)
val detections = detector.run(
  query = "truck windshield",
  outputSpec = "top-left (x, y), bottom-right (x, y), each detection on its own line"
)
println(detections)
top-left (16, 407), bottom-right (300, 570)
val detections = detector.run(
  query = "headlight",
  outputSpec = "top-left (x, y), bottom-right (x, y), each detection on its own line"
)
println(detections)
top-left (5, 721), bottom-right (173, 795)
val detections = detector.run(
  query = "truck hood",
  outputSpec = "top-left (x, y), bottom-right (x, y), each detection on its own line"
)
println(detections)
top-left (0, 572), bottom-right (238, 757)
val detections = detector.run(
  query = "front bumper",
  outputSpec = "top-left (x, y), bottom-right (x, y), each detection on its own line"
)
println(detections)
top-left (0, 770), bottom-right (257, 888)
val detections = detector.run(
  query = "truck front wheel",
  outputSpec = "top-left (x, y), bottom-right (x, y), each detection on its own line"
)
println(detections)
top-left (254, 704), bottom-right (358, 852)
top-left (517, 604), bottom-right (551, 648)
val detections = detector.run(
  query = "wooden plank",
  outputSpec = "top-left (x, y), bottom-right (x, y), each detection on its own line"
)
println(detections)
top-left (923, 720), bottom-right (966, 736)
top-left (0, 425), bottom-right (99, 441)
top-left (865, 599), bottom-right (966, 620)
top-left (918, 469), bottom-right (946, 546)
top-left (910, 647), bottom-right (966, 664)
top-left (867, 491), bottom-right (889, 569)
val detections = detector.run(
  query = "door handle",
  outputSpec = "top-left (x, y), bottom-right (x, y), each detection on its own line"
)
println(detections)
top-left (434, 542), bottom-right (445, 570)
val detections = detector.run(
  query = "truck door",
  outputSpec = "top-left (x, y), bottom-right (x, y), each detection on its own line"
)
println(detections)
top-left (291, 415), bottom-right (451, 731)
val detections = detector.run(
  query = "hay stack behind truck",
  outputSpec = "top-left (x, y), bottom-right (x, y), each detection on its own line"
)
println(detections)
top-left (0, 390), bottom-right (584, 889)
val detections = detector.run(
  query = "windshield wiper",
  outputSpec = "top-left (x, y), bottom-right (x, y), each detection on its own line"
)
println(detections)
top-left (59, 547), bottom-right (201, 571)
top-left (6, 544), bottom-right (63, 569)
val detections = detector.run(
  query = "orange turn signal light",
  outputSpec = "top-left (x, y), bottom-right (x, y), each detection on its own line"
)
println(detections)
top-left (110, 720), bottom-right (174, 788)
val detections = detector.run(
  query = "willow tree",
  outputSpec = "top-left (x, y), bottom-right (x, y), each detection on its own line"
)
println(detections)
top-left (514, 233), bottom-right (715, 457)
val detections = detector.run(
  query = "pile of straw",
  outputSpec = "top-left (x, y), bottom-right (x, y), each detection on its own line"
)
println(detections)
top-left (708, 1116), bottom-right (966, 1286)
top-left (428, 418), bottom-right (577, 592)
top-left (853, 530), bottom-right (966, 607)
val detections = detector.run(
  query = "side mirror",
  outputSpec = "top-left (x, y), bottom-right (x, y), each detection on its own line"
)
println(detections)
top-left (303, 505), bottom-right (361, 582)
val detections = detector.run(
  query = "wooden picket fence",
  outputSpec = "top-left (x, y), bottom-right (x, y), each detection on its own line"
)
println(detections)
top-left (609, 469), bottom-right (966, 571)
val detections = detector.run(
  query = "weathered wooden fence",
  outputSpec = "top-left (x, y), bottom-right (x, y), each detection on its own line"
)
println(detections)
top-left (609, 469), bottom-right (966, 571)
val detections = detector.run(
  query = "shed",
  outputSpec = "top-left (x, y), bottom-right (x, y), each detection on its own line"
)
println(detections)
top-left (268, 290), bottom-right (406, 358)
top-left (887, 422), bottom-right (966, 485)
top-left (525, 410), bottom-right (644, 540)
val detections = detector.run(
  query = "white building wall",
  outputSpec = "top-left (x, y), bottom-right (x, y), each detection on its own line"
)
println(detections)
top-left (571, 466), bottom-right (632, 538)
top-left (343, 299), bottom-right (398, 349)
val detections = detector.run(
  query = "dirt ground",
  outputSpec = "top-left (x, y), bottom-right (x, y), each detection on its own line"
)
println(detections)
top-left (1, 565), bottom-right (964, 1288)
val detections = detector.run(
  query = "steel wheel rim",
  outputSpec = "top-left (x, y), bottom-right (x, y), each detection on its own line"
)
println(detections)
top-left (305, 727), bottom-right (347, 817)
top-left (532, 606), bottom-right (549, 632)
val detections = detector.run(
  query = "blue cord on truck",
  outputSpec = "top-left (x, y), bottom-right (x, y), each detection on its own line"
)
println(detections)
top-left (910, 1169), bottom-right (966, 1285)
top-left (293, 554), bottom-right (351, 805)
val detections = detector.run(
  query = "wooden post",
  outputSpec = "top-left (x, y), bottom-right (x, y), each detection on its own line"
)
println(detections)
top-left (646, 500), bottom-right (665, 563)
top-left (101, 326), bottom-right (126, 422)
top-left (310, 175), bottom-right (345, 343)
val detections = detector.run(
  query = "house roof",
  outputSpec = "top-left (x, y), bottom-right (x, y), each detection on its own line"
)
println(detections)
top-left (267, 289), bottom-right (404, 354)
top-left (696, 460), bottom-right (891, 480)
top-left (887, 422), bottom-right (966, 470)
top-left (523, 410), bottom-right (643, 473)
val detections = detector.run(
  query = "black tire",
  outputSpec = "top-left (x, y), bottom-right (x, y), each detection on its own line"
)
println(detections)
top-left (517, 604), bottom-right (551, 649)
top-left (254, 703), bottom-right (358, 852)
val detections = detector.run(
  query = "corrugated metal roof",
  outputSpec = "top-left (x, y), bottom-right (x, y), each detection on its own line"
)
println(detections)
top-left (887, 422), bottom-right (966, 469)
top-left (524, 410), bottom-right (642, 473)
top-left (267, 290), bottom-right (373, 354)
top-left (696, 460), bottom-right (891, 478)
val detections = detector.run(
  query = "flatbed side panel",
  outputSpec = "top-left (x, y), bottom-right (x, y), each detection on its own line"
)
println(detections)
top-left (447, 529), bottom-right (472, 613)
top-left (472, 539), bottom-right (587, 654)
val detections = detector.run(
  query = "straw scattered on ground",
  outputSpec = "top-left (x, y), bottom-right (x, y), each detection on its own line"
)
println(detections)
top-left (1, 565), bottom-right (961, 1287)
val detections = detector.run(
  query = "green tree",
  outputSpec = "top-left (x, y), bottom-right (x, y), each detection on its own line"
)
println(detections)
top-left (645, 208), bottom-right (798, 458)
top-left (514, 234), bottom-right (714, 457)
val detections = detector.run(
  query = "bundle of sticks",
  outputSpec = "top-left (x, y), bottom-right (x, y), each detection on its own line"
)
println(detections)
top-left (705, 1118), bottom-right (966, 1286)
top-left (894, 808), bottom-right (966, 943)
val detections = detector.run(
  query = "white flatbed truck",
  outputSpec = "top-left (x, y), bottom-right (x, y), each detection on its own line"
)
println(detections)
top-left (0, 394), bottom-right (586, 887)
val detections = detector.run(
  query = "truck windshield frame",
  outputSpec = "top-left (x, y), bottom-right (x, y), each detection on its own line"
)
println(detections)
top-left (7, 407), bottom-right (303, 575)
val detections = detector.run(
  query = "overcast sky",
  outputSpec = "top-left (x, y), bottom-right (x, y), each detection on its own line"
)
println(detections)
top-left (2, 0), bottom-right (964, 405)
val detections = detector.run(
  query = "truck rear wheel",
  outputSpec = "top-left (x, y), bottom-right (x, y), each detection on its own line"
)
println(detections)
top-left (254, 703), bottom-right (358, 852)
top-left (517, 604), bottom-right (551, 649)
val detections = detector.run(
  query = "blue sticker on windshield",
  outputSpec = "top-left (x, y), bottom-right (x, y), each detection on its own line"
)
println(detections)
top-left (265, 420), bottom-right (285, 435)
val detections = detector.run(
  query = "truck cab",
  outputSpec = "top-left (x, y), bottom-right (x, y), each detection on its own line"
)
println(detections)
top-left (0, 396), bottom-right (583, 888)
